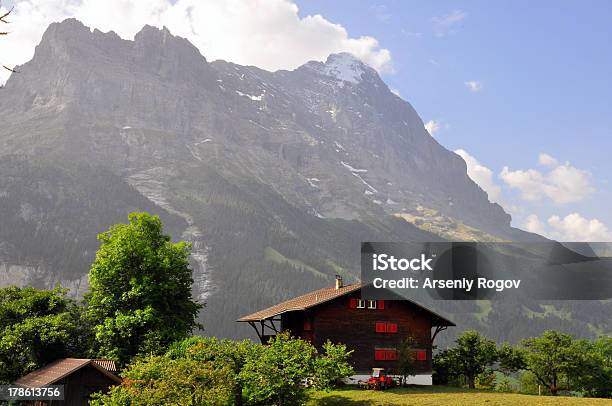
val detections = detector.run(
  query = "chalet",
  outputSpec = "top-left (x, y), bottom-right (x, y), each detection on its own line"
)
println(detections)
top-left (14, 358), bottom-right (121, 406)
top-left (238, 276), bottom-right (454, 385)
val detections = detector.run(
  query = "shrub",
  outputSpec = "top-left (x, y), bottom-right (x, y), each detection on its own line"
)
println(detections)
top-left (240, 332), bottom-right (316, 406)
top-left (312, 340), bottom-right (354, 390)
top-left (91, 355), bottom-right (234, 405)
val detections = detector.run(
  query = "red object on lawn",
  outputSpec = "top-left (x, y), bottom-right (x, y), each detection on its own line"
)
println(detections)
top-left (367, 368), bottom-right (395, 390)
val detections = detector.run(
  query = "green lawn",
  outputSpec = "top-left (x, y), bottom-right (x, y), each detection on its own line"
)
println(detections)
top-left (307, 386), bottom-right (612, 405)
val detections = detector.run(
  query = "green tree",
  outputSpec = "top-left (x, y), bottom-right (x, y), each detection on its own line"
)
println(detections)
top-left (87, 212), bottom-right (202, 366)
top-left (312, 340), bottom-right (354, 390)
top-left (432, 349), bottom-right (455, 386)
top-left (396, 336), bottom-right (418, 386)
top-left (0, 286), bottom-right (92, 383)
top-left (520, 330), bottom-right (580, 396)
top-left (585, 336), bottom-right (612, 398)
top-left (168, 336), bottom-right (260, 406)
top-left (497, 342), bottom-right (526, 374)
top-left (90, 355), bottom-right (234, 406)
top-left (449, 330), bottom-right (498, 389)
top-left (240, 332), bottom-right (316, 406)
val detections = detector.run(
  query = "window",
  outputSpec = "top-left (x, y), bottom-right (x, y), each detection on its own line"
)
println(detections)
top-left (416, 350), bottom-right (427, 361)
top-left (375, 322), bottom-right (398, 333)
top-left (386, 322), bottom-right (398, 333)
top-left (303, 320), bottom-right (312, 331)
top-left (375, 348), bottom-right (397, 361)
top-left (350, 299), bottom-right (384, 310)
top-left (374, 349), bottom-right (386, 361)
top-left (386, 349), bottom-right (398, 360)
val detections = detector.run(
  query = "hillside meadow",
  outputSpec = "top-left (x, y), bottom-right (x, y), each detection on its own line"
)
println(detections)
top-left (307, 387), bottom-right (612, 405)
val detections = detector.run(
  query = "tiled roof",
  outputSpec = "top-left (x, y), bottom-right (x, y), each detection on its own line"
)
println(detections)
top-left (15, 358), bottom-right (121, 387)
top-left (238, 283), bottom-right (362, 322)
top-left (93, 359), bottom-right (117, 373)
top-left (237, 283), bottom-right (455, 326)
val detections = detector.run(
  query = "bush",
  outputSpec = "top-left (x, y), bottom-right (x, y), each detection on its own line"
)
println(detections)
top-left (494, 374), bottom-right (516, 393)
top-left (240, 332), bottom-right (316, 406)
top-left (312, 340), bottom-right (354, 390)
top-left (91, 355), bottom-right (234, 405)
top-left (475, 370), bottom-right (496, 389)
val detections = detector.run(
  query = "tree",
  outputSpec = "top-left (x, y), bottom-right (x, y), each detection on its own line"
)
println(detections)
top-left (497, 342), bottom-right (526, 374)
top-left (90, 355), bottom-right (234, 406)
top-left (87, 212), bottom-right (202, 366)
top-left (520, 330), bottom-right (581, 396)
top-left (168, 336), bottom-right (260, 406)
top-left (0, 286), bottom-right (92, 383)
top-left (584, 336), bottom-right (612, 398)
top-left (312, 340), bottom-right (354, 390)
top-left (240, 332), bottom-right (316, 406)
top-left (432, 349), bottom-right (455, 386)
top-left (449, 330), bottom-right (498, 389)
top-left (396, 336), bottom-right (418, 385)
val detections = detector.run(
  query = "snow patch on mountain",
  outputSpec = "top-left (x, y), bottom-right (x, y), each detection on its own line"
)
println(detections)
top-left (341, 161), bottom-right (367, 173)
top-left (322, 53), bottom-right (366, 84)
top-left (236, 90), bottom-right (263, 101)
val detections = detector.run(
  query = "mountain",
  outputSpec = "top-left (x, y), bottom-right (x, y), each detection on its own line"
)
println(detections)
top-left (0, 19), bottom-right (608, 342)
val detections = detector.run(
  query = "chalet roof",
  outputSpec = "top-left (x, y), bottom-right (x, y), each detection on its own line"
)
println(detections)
top-left (15, 358), bottom-right (122, 387)
top-left (238, 283), bottom-right (362, 322)
top-left (237, 283), bottom-right (455, 326)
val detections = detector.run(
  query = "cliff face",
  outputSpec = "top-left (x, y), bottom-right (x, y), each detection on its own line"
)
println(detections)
top-left (0, 19), bottom-right (565, 340)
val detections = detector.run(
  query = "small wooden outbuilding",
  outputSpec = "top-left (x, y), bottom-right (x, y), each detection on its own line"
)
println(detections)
top-left (15, 358), bottom-right (121, 406)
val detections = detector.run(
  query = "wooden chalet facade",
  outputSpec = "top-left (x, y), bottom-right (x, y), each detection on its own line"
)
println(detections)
top-left (238, 277), bottom-right (454, 385)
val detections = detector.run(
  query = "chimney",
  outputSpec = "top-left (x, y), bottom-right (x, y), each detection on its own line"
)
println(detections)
top-left (335, 275), bottom-right (343, 290)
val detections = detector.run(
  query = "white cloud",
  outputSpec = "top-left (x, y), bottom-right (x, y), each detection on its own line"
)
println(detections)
top-left (431, 10), bottom-right (467, 37)
top-left (455, 149), bottom-right (502, 203)
top-left (500, 156), bottom-right (594, 204)
top-left (524, 214), bottom-right (548, 235)
top-left (464, 80), bottom-right (483, 92)
top-left (538, 153), bottom-right (558, 167)
top-left (424, 120), bottom-right (441, 136)
top-left (0, 0), bottom-right (392, 82)
top-left (524, 213), bottom-right (612, 241)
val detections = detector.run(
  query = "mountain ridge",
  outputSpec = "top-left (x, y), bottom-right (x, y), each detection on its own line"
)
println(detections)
top-left (2, 19), bottom-right (597, 343)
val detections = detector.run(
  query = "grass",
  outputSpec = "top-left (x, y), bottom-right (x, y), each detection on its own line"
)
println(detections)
top-left (307, 386), bottom-right (612, 405)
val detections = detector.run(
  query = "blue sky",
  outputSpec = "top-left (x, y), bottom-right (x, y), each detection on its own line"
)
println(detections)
top-left (1, 0), bottom-right (610, 240)
top-left (296, 0), bottom-right (612, 240)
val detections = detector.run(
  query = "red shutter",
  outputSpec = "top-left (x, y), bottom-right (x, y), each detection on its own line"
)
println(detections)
top-left (387, 323), bottom-right (398, 333)
top-left (375, 322), bottom-right (387, 333)
top-left (377, 300), bottom-right (385, 309)
top-left (416, 350), bottom-right (427, 361)
top-left (386, 349), bottom-right (397, 361)
top-left (303, 320), bottom-right (312, 331)
top-left (374, 350), bottom-right (386, 361)
top-left (349, 298), bottom-right (357, 308)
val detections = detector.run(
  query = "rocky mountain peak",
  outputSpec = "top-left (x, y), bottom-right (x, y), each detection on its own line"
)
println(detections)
top-left (301, 52), bottom-right (378, 85)
top-left (133, 24), bottom-right (203, 59)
